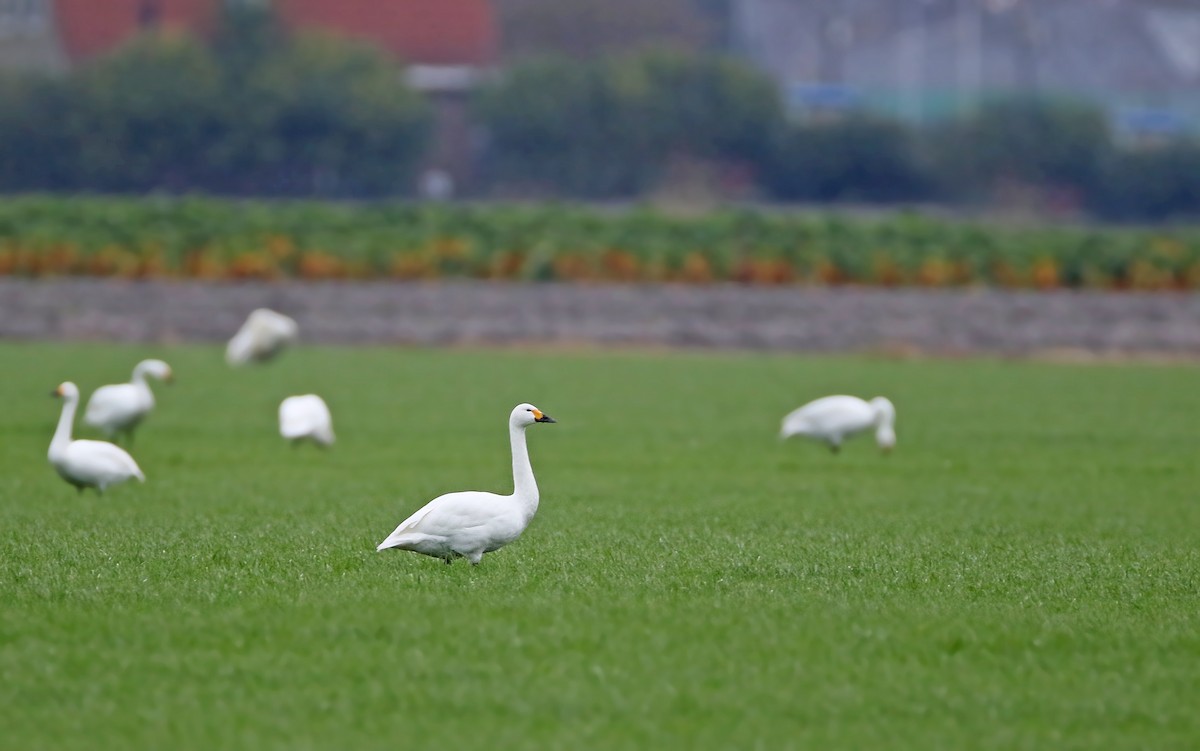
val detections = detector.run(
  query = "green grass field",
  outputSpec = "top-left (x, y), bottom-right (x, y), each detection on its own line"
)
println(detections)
top-left (2, 343), bottom-right (1198, 749)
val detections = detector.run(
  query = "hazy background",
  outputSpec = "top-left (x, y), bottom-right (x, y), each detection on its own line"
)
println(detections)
top-left (0, 0), bottom-right (1197, 222)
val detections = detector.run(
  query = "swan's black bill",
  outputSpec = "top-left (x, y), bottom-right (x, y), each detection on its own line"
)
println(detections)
top-left (535, 413), bottom-right (557, 423)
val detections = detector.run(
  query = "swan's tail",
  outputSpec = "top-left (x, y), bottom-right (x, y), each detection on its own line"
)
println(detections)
top-left (376, 532), bottom-right (406, 551)
top-left (376, 530), bottom-right (435, 552)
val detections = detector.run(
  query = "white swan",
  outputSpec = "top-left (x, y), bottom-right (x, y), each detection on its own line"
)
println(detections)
top-left (781, 395), bottom-right (896, 453)
top-left (279, 394), bottom-right (335, 447)
top-left (377, 403), bottom-right (557, 565)
top-left (225, 308), bottom-right (298, 366)
top-left (83, 358), bottom-right (173, 442)
top-left (49, 382), bottom-right (145, 493)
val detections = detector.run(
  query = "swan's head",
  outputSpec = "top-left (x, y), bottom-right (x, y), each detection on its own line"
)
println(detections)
top-left (137, 359), bottom-right (174, 383)
top-left (875, 425), bottom-right (896, 453)
top-left (870, 397), bottom-right (896, 453)
top-left (511, 403), bottom-right (556, 428)
top-left (51, 382), bottom-right (79, 400)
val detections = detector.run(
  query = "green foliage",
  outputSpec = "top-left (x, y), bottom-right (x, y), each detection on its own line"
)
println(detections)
top-left (2, 345), bottom-right (1200, 748)
top-left (477, 50), bottom-right (783, 196)
top-left (763, 117), bottom-right (933, 203)
top-left (476, 56), bottom-right (650, 196)
top-left (611, 49), bottom-right (781, 162)
top-left (0, 11), bottom-right (430, 197)
top-left (1, 197), bottom-right (1199, 288)
top-left (210, 0), bottom-right (283, 78)
top-left (73, 33), bottom-right (225, 190)
top-left (0, 74), bottom-right (79, 190)
top-left (930, 97), bottom-right (1112, 195)
top-left (1089, 141), bottom-right (1200, 222)
top-left (232, 33), bottom-right (431, 195)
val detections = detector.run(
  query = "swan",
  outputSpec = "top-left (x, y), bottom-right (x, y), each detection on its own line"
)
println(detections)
top-left (781, 395), bottom-right (896, 454)
top-left (225, 308), bottom-right (298, 366)
top-left (49, 382), bottom-right (145, 493)
top-left (83, 358), bottom-right (173, 442)
top-left (377, 403), bottom-right (557, 565)
top-left (279, 394), bottom-right (335, 447)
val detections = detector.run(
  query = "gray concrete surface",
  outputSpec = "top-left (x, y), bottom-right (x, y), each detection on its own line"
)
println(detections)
top-left (2, 279), bottom-right (1198, 355)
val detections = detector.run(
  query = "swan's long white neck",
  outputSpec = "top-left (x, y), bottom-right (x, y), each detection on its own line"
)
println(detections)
top-left (131, 363), bottom-right (153, 389)
top-left (509, 423), bottom-right (539, 516)
top-left (130, 363), bottom-right (157, 404)
top-left (50, 393), bottom-right (77, 458)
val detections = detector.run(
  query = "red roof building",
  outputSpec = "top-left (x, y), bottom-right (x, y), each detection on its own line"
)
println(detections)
top-left (48, 0), bottom-right (497, 67)
top-left (0, 0), bottom-right (496, 193)
top-left (276, 0), bottom-right (496, 66)
top-left (54, 0), bottom-right (218, 63)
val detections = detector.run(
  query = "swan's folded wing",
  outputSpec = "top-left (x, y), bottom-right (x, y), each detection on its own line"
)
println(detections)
top-left (782, 396), bottom-right (862, 437)
top-left (69, 440), bottom-right (145, 481)
top-left (279, 406), bottom-right (316, 438)
top-left (279, 396), bottom-right (332, 440)
top-left (376, 492), bottom-right (502, 550)
top-left (781, 406), bottom-right (817, 437)
top-left (84, 384), bottom-right (132, 424)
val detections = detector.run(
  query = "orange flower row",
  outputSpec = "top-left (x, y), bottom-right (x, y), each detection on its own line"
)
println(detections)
top-left (3, 242), bottom-right (1199, 291)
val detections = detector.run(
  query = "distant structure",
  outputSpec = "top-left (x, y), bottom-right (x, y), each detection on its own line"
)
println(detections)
top-left (0, 0), bottom-right (498, 189)
top-left (0, 0), bottom-right (67, 71)
top-left (732, 0), bottom-right (1200, 134)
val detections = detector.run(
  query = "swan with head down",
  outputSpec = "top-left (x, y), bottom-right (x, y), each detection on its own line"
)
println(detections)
top-left (781, 395), bottom-right (896, 454)
top-left (279, 394), bottom-right (335, 447)
top-left (226, 308), bottom-right (298, 366)
top-left (377, 403), bottom-right (557, 565)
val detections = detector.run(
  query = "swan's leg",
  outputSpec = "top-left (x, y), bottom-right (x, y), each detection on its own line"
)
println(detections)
top-left (465, 550), bottom-right (484, 566)
top-left (828, 439), bottom-right (841, 455)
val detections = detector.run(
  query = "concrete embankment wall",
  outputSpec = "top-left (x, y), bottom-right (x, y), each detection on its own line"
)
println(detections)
top-left (2, 280), bottom-right (1198, 355)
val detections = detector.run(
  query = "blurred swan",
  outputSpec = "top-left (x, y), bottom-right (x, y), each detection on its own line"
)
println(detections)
top-left (225, 308), bottom-right (298, 366)
top-left (781, 395), bottom-right (896, 454)
top-left (49, 382), bottom-right (145, 493)
top-left (279, 394), bottom-right (335, 447)
top-left (83, 358), bottom-right (173, 442)
top-left (377, 403), bottom-right (557, 565)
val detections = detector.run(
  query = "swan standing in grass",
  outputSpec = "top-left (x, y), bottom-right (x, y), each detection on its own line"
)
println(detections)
top-left (83, 358), bottom-right (173, 442)
top-left (781, 395), bottom-right (896, 454)
top-left (377, 403), bottom-right (557, 565)
top-left (49, 382), bottom-right (145, 493)
top-left (225, 308), bottom-right (298, 366)
top-left (279, 394), bottom-right (335, 447)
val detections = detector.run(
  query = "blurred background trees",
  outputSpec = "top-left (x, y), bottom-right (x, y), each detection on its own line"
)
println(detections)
top-left (0, 6), bottom-right (431, 197)
top-left (0, 0), bottom-right (1197, 221)
top-left (476, 50), bottom-right (780, 197)
top-left (762, 116), bottom-right (932, 203)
